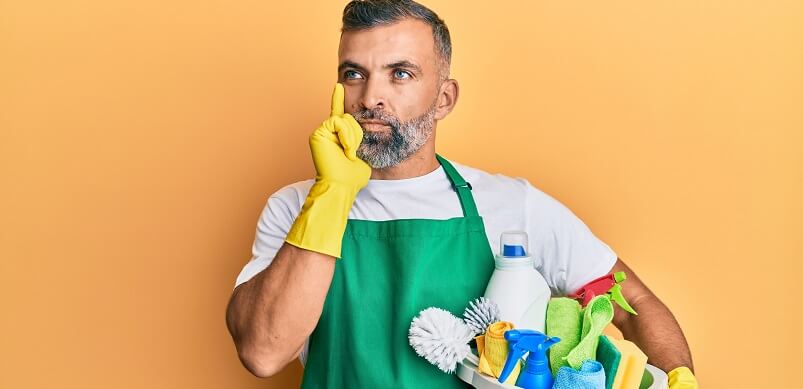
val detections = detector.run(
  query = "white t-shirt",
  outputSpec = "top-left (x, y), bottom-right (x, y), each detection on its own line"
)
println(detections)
top-left (234, 160), bottom-right (618, 365)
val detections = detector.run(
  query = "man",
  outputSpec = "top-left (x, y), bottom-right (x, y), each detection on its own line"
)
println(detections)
top-left (226, 1), bottom-right (698, 388)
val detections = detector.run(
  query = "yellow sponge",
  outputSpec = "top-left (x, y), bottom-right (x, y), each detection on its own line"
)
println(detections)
top-left (609, 338), bottom-right (648, 389)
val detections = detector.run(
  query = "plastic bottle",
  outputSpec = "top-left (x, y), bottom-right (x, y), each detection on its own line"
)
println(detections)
top-left (482, 231), bottom-right (551, 332)
top-left (498, 330), bottom-right (560, 389)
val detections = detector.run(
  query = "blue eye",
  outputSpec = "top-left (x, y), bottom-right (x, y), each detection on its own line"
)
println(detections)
top-left (344, 70), bottom-right (363, 80)
top-left (394, 70), bottom-right (411, 79)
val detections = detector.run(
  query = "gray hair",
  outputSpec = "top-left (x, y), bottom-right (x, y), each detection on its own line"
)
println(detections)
top-left (341, 0), bottom-right (452, 79)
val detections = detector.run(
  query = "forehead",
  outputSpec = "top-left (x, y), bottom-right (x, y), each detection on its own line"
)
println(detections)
top-left (338, 18), bottom-right (437, 69)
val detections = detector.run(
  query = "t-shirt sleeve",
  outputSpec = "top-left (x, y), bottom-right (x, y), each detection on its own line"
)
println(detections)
top-left (523, 181), bottom-right (618, 296)
top-left (233, 186), bottom-right (304, 289)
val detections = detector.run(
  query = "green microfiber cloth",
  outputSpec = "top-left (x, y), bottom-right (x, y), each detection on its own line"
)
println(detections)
top-left (596, 335), bottom-right (621, 389)
top-left (566, 295), bottom-right (615, 369)
top-left (546, 297), bottom-right (582, 375)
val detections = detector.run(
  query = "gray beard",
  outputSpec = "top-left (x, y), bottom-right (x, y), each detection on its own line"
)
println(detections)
top-left (352, 103), bottom-right (437, 169)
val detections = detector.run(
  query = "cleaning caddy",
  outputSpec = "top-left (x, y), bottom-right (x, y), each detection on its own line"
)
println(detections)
top-left (409, 231), bottom-right (670, 389)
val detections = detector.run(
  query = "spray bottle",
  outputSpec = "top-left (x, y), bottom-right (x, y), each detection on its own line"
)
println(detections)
top-left (498, 329), bottom-right (560, 389)
top-left (568, 271), bottom-right (638, 315)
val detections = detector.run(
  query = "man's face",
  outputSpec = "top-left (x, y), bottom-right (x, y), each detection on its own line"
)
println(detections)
top-left (338, 18), bottom-right (444, 168)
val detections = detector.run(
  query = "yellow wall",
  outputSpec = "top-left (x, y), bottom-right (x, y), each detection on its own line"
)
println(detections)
top-left (2, 1), bottom-right (800, 387)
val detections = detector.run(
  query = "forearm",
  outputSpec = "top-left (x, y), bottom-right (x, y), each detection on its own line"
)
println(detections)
top-left (609, 259), bottom-right (694, 374)
top-left (226, 83), bottom-right (369, 377)
top-left (226, 243), bottom-right (335, 377)
top-left (613, 294), bottom-right (694, 373)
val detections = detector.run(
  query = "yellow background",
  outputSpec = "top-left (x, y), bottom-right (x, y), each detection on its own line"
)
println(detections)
top-left (2, 0), bottom-right (800, 388)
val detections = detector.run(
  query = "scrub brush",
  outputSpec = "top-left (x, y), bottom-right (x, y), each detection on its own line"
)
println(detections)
top-left (462, 297), bottom-right (501, 336)
top-left (408, 307), bottom-right (474, 374)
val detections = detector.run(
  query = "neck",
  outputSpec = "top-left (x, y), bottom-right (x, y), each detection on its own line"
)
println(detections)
top-left (369, 137), bottom-right (439, 180)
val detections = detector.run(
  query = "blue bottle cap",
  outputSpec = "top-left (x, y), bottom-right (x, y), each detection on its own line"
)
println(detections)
top-left (500, 231), bottom-right (529, 257)
top-left (503, 244), bottom-right (527, 257)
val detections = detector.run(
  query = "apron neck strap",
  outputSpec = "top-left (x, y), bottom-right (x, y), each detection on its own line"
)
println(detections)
top-left (436, 154), bottom-right (479, 218)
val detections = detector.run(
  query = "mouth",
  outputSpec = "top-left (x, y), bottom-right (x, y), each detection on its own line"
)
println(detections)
top-left (359, 121), bottom-right (390, 132)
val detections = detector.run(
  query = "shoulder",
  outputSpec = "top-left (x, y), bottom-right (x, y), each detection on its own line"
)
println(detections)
top-left (446, 160), bottom-right (532, 231)
top-left (257, 179), bottom-right (315, 223)
top-left (448, 160), bottom-right (561, 210)
top-left (266, 179), bottom-right (314, 209)
top-left (449, 160), bottom-right (531, 194)
top-left (447, 158), bottom-right (577, 228)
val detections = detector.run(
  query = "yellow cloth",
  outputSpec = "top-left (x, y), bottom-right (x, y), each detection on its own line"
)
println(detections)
top-left (609, 338), bottom-right (647, 389)
top-left (668, 366), bottom-right (699, 389)
top-left (476, 321), bottom-right (520, 385)
top-left (285, 83), bottom-right (371, 258)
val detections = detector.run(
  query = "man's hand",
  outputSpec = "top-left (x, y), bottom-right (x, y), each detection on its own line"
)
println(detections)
top-left (285, 83), bottom-right (371, 258)
top-left (309, 82), bottom-right (371, 186)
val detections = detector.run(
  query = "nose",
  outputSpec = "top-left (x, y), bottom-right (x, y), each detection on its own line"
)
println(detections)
top-left (358, 78), bottom-right (386, 111)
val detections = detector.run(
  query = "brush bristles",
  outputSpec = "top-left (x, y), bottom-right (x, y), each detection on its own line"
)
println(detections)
top-left (462, 297), bottom-right (501, 336)
top-left (408, 307), bottom-right (473, 374)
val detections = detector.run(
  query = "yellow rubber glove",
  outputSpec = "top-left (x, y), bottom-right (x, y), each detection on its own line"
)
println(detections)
top-left (668, 366), bottom-right (699, 389)
top-left (285, 83), bottom-right (371, 258)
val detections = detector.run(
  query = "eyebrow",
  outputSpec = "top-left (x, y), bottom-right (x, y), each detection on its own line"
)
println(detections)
top-left (338, 59), bottom-right (423, 75)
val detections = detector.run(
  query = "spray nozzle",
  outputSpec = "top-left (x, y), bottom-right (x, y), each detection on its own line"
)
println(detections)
top-left (569, 271), bottom-right (638, 315)
top-left (498, 330), bottom-right (560, 386)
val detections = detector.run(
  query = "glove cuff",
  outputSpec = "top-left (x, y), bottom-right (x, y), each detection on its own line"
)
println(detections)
top-left (668, 366), bottom-right (698, 389)
top-left (285, 180), bottom-right (360, 258)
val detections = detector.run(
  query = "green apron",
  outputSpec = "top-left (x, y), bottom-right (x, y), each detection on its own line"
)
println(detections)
top-left (301, 155), bottom-right (495, 389)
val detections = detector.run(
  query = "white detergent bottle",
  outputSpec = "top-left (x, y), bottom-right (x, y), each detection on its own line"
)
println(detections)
top-left (483, 231), bottom-right (551, 332)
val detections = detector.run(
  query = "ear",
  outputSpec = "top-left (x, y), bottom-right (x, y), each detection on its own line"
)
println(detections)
top-left (434, 78), bottom-right (459, 120)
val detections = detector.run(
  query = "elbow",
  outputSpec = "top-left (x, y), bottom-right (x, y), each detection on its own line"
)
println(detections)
top-left (238, 347), bottom-right (285, 378)
top-left (226, 287), bottom-right (300, 378)
top-left (236, 336), bottom-right (302, 378)
top-left (228, 325), bottom-right (295, 378)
